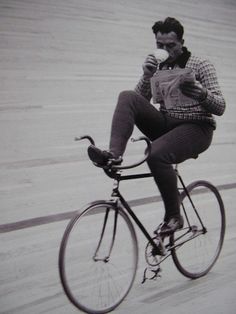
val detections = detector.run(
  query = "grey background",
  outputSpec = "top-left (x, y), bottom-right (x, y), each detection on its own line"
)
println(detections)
top-left (0, 0), bottom-right (236, 313)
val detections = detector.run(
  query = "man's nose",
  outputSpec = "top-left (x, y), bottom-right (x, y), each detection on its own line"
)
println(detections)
top-left (162, 46), bottom-right (169, 52)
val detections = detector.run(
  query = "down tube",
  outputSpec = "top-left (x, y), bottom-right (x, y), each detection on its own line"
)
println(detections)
top-left (117, 191), bottom-right (159, 250)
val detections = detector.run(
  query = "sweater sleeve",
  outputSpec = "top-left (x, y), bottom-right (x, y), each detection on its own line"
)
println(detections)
top-left (198, 60), bottom-right (226, 116)
top-left (134, 75), bottom-right (152, 101)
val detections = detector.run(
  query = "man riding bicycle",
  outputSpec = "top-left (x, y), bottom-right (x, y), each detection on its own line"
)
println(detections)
top-left (88, 17), bottom-right (226, 235)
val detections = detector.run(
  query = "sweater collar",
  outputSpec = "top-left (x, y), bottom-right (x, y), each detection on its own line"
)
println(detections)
top-left (160, 47), bottom-right (191, 69)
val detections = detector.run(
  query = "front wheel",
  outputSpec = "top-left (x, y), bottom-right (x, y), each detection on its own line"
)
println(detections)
top-left (171, 180), bottom-right (225, 279)
top-left (59, 201), bottom-right (138, 314)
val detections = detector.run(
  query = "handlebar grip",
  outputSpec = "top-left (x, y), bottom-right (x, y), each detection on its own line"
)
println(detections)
top-left (131, 136), bottom-right (152, 150)
top-left (75, 135), bottom-right (95, 145)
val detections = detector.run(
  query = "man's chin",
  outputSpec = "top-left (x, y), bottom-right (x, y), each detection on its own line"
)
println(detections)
top-left (166, 57), bottom-right (174, 63)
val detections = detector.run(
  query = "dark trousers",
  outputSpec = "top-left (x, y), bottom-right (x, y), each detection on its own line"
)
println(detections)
top-left (109, 90), bottom-right (214, 220)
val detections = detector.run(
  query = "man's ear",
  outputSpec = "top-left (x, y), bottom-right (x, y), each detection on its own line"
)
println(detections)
top-left (181, 39), bottom-right (185, 45)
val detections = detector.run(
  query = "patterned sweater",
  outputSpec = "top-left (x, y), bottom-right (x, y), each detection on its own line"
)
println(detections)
top-left (134, 50), bottom-right (226, 129)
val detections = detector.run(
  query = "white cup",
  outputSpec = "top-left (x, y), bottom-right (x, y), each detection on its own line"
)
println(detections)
top-left (153, 49), bottom-right (169, 63)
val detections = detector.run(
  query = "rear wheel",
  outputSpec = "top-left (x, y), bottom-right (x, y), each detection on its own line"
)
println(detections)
top-left (59, 201), bottom-right (138, 313)
top-left (171, 180), bottom-right (225, 279)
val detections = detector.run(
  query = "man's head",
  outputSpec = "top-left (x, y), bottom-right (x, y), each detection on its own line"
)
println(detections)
top-left (152, 17), bottom-right (185, 63)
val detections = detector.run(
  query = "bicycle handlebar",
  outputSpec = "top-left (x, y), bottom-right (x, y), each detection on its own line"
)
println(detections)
top-left (75, 135), bottom-right (152, 171)
top-left (111, 136), bottom-right (151, 170)
top-left (75, 135), bottom-right (95, 146)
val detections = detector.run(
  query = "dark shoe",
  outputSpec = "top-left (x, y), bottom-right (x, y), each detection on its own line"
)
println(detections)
top-left (155, 216), bottom-right (184, 236)
top-left (87, 145), bottom-right (122, 167)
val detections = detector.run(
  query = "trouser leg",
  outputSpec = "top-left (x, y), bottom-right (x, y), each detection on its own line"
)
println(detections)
top-left (109, 90), bottom-right (166, 157)
top-left (147, 122), bottom-right (213, 219)
top-left (108, 90), bottom-right (213, 220)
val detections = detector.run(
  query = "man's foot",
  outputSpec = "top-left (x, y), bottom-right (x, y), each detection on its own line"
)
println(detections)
top-left (87, 145), bottom-right (122, 167)
top-left (154, 216), bottom-right (184, 236)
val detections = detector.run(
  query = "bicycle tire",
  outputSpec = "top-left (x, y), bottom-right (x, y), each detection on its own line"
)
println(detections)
top-left (170, 180), bottom-right (225, 279)
top-left (59, 200), bottom-right (138, 314)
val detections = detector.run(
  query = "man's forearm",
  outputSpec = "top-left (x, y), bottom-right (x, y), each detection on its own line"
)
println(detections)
top-left (134, 75), bottom-right (152, 101)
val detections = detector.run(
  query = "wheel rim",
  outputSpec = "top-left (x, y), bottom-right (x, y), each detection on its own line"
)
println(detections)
top-left (59, 203), bottom-right (138, 313)
top-left (171, 181), bottom-right (225, 278)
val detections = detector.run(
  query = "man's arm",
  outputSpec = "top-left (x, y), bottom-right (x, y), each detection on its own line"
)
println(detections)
top-left (181, 59), bottom-right (226, 116)
top-left (134, 75), bottom-right (152, 101)
top-left (134, 54), bottom-right (158, 101)
top-left (198, 60), bottom-right (226, 116)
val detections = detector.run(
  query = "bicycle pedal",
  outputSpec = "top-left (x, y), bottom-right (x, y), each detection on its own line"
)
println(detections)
top-left (141, 266), bottom-right (162, 284)
top-left (152, 237), bottom-right (166, 256)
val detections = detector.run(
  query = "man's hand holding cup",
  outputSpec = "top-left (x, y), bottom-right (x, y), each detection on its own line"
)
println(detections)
top-left (143, 49), bottom-right (169, 78)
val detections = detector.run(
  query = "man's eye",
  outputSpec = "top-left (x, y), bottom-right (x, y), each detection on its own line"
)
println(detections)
top-left (156, 43), bottom-right (163, 48)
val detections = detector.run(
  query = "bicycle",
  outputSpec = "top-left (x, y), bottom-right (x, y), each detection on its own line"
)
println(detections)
top-left (58, 135), bottom-right (225, 314)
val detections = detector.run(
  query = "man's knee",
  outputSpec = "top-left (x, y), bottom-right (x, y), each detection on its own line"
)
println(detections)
top-left (118, 90), bottom-right (138, 101)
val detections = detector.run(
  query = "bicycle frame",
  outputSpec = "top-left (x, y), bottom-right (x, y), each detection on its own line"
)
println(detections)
top-left (77, 135), bottom-right (206, 262)
top-left (105, 167), bottom-right (207, 261)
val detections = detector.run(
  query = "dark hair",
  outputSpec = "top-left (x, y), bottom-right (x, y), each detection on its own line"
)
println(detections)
top-left (152, 17), bottom-right (184, 40)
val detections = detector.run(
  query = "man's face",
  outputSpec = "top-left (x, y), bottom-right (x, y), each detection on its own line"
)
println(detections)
top-left (155, 31), bottom-right (184, 63)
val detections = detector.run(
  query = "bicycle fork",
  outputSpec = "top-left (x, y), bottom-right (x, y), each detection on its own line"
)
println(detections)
top-left (93, 204), bottom-right (118, 263)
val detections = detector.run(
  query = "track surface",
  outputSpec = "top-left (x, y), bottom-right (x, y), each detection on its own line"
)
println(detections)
top-left (1, 1), bottom-right (236, 313)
